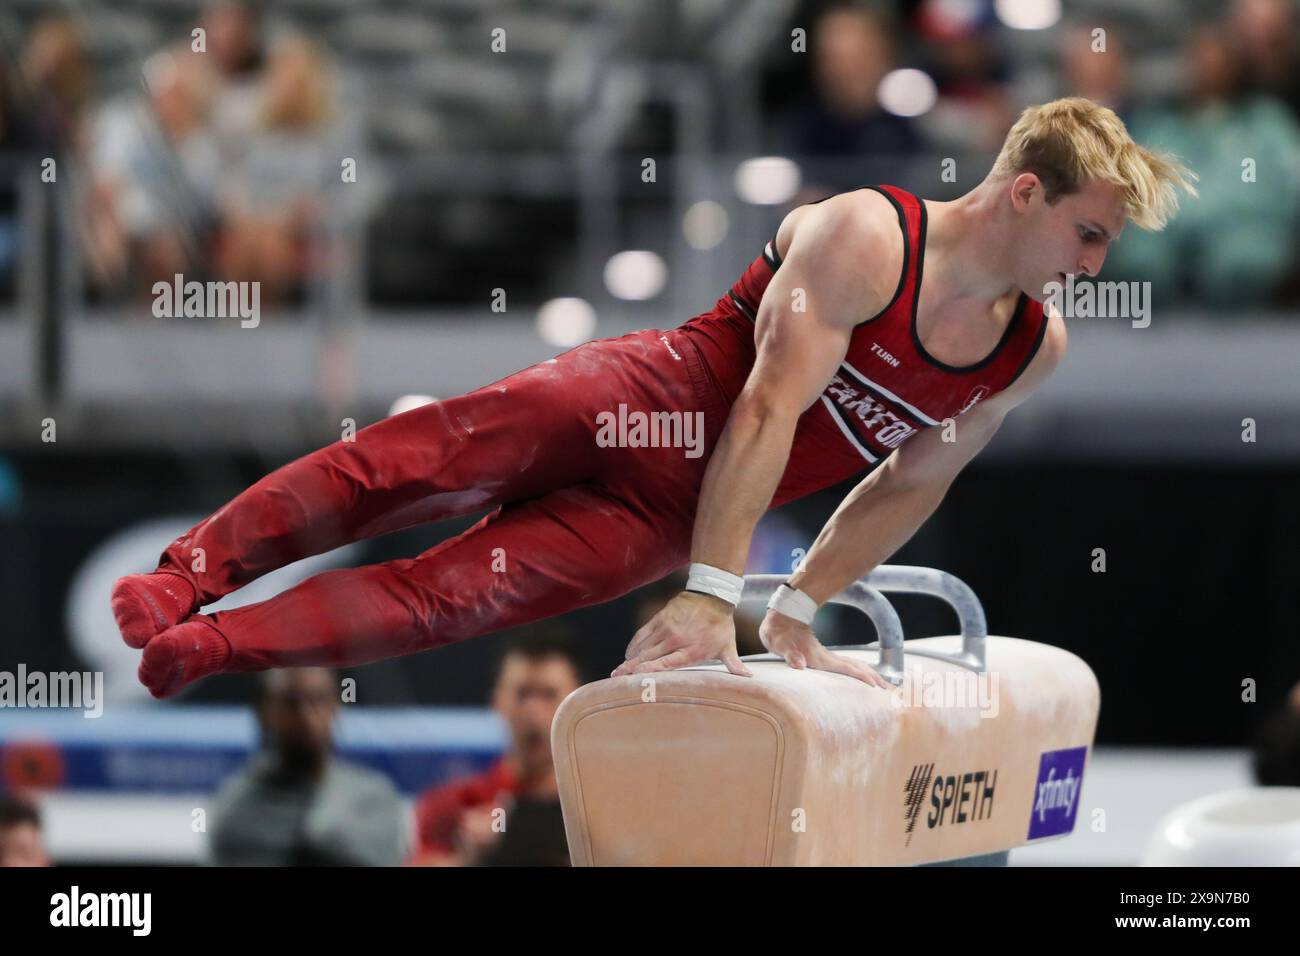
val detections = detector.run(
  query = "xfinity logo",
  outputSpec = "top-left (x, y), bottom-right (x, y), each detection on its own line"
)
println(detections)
top-left (1034, 765), bottom-right (1081, 823)
top-left (1027, 746), bottom-right (1088, 839)
top-left (870, 342), bottom-right (900, 367)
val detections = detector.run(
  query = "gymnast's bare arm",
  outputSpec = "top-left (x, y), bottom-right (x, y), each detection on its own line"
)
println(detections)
top-left (757, 305), bottom-right (1068, 673)
top-left (614, 193), bottom-right (899, 679)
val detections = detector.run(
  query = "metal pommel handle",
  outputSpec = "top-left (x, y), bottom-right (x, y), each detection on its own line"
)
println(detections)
top-left (680, 565), bottom-right (986, 682)
top-left (859, 565), bottom-right (986, 670)
top-left (740, 565), bottom-right (988, 677)
top-left (737, 573), bottom-right (906, 684)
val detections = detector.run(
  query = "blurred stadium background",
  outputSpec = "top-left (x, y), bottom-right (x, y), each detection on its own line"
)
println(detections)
top-left (1, 0), bottom-right (1299, 865)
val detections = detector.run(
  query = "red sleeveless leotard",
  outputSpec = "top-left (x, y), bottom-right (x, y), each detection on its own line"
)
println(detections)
top-left (675, 184), bottom-right (1049, 506)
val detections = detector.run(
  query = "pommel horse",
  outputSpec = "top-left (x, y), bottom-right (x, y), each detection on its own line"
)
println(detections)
top-left (552, 565), bottom-right (1100, 866)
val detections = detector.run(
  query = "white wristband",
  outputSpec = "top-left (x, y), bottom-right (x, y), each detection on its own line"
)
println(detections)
top-left (767, 584), bottom-right (818, 625)
top-left (685, 562), bottom-right (745, 607)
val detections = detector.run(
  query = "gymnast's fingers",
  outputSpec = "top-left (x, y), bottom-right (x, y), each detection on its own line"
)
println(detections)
top-left (624, 649), bottom-right (693, 673)
top-left (719, 647), bottom-right (753, 678)
top-left (763, 622), bottom-right (813, 669)
top-left (624, 621), bottom-right (659, 658)
top-left (811, 648), bottom-right (892, 688)
top-left (613, 638), bottom-right (673, 676)
top-left (778, 644), bottom-right (809, 669)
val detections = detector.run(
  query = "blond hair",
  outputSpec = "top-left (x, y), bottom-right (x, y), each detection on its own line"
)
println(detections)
top-left (991, 97), bottom-right (1197, 231)
top-left (260, 37), bottom-right (334, 132)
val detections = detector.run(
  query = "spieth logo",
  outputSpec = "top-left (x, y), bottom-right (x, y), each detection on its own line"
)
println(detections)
top-left (903, 762), bottom-right (998, 846)
top-left (960, 385), bottom-right (989, 414)
top-left (825, 375), bottom-right (917, 448)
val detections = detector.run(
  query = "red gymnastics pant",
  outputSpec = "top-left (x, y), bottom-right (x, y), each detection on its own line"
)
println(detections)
top-left (152, 327), bottom-right (745, 672)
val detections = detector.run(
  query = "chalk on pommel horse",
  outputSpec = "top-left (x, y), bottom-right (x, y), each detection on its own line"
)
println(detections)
top-left (552, 566), bottom-right (1100, 866)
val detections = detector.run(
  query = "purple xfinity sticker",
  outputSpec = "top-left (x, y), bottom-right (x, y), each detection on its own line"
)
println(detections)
top-left (1027, 746), bottom-right (1087, 839)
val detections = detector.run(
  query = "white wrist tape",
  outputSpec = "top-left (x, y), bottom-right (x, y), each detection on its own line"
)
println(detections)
top-left (685, 562), bottom-right (745, 606)
top-left (767, 584), bottom-right (818, 625)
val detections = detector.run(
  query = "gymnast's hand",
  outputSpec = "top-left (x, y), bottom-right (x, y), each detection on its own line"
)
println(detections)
top-left (613, 591), bottom-right (752, 678)
top-left (759, 610), bottom-right (893, 688)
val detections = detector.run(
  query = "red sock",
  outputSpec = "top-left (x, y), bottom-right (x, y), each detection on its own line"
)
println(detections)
top-left (138, 617), bottom-right (231, 699)
top-left (111, 572), bottom-right (198, 649)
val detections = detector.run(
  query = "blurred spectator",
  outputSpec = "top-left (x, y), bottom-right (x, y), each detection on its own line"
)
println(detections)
top-left (0, 64), bottom-right (21, 297)
top-left (1058, 23), bottom-right (1134, 124)
top-left (0, 53), bottom-right (17, 149)
top-left (1104, 26), bottom-right (1300, 309)
top-left (0, 15), bottom-right (94, 303)
top-left (913, 0), bottom-right (1015, 152)
top-left (200, 0), bottom-right (272, 166)
top-left (1252, 679), bottom-right (1300, 786)
top-left (409, 632), bottom-right (582, 866)
top-left (1229, 0), bottom-right (1300, 121)
top-left (214, 36), bottom-right (340, 307)
top-left (0, 794), bottom-right (50, 867)
top-left (209, 667), bottom-right (405, 866)
top-left (84, 48), bottom-right (221, 298)
top-left (0, 454), bottom-right (22, 513)
top-left (776, 3), bottom-right (923, 196)
top-left (82, 11), bottom-right (345, 308)
top-left (5, 14), bottom-right (93, 154)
